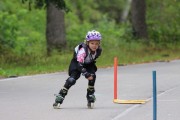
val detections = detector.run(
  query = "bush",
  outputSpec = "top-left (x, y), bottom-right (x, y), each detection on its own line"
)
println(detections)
top-left (147, 0), bottom-right (180, 44)
top-left (0, 11), bottom-right (18, 55)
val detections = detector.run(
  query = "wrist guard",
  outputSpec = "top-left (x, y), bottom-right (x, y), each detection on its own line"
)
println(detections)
top-left (81, 68), bottom-right (91, 78)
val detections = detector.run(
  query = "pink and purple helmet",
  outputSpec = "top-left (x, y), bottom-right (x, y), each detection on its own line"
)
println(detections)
top-left (85, 30), bottom-right (102, 41)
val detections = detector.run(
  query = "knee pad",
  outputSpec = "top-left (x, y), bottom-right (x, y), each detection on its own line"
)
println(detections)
top-left (66, 77), bottom-right (76, 86)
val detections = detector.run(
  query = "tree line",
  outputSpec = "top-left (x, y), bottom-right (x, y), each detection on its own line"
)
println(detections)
top-left (22, 0), bottom-right (148, 55)
top-left (1, 0), bottom-right (179, 57)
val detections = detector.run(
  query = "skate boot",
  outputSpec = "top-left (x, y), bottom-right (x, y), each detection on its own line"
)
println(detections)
top-left (86, 87), bottom-right (96, 109)
top-left (53, 88), bottom-right (68, 109)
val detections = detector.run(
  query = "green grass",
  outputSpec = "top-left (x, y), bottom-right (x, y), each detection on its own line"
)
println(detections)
top-left (0, 53), bottom-right (72, 77)
top-left (1, 41), bottom-right (180, 78)
top-left (99, 45), bottom-right (180, 67)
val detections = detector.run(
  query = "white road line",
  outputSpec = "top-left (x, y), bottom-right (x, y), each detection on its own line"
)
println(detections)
top-left (111, 85), bottom-right (180, 120)
top-left (111, 104), bottom-right (140, 120)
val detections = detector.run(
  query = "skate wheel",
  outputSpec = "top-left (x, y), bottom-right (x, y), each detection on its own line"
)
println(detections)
top-left (53, 103), bottom-right (61, 109)
top-left (87, 102), bottom-right (94, 109)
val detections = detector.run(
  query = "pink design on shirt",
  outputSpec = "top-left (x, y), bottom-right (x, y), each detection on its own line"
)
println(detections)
top-left (77, 48), bottom-right (86, 63)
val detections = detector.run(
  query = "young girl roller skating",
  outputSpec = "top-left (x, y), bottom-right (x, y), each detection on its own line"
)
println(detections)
top-left (53, 30), bottom-right (102, 109)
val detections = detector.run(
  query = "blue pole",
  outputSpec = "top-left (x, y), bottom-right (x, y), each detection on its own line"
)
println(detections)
top-left (153, 71), bottom-right (157, 120)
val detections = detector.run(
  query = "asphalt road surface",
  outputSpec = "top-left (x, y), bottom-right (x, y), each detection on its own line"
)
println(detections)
top-left (0, 60), bottom-right (180, 120)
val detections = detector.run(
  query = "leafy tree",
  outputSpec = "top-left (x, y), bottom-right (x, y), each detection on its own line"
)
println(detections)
top-left (22, 0), bottom-right (68, 55)
top-left (96, 0), bottom-right (125, 23)
top-left (146, 0), bottom-right (179, 43)
top-left (96, 0), bottom-right (148, 39)
top-left (69, 0), bottom-right (102, 23)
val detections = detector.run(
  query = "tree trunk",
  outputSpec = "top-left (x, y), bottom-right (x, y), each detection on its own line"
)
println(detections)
top-left (131, 0), bottom-right (148, 39)
top-left (46, 3), bottom-right (66, 55)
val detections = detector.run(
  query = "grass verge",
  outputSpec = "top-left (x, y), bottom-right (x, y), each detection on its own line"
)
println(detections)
top-left (0, 41), bottom-right (180, 78)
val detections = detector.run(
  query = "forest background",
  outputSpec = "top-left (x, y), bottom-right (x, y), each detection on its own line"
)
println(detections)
top-left (0, 0), bottom-right (179, 78)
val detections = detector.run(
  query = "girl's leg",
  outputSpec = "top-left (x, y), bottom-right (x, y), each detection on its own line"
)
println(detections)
top-left (86, 63), bottom-right (97, 102)
top-left (64, 71), bottom-right (81, 89)
top-left (87, 73), bottom-right (96, 103)
top-left (55, 71), bottom-right (81, 105)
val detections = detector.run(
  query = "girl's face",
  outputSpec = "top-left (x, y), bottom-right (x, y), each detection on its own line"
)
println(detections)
top-left (88, 40), bottom-right (100, 51)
